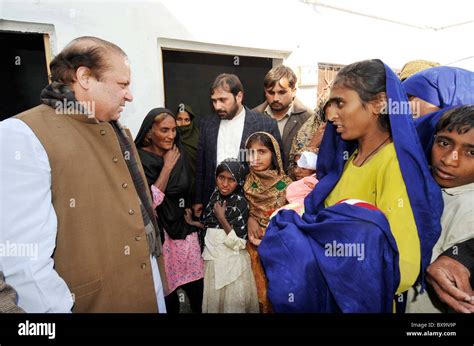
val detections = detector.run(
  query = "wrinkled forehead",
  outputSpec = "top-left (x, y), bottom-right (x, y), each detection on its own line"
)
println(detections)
top-left (103, 52), bottom-right (131, 78)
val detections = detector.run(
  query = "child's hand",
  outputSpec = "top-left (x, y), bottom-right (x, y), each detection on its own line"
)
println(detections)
top-left (248, 231), bottom-right (262, 247)
top-left (304, 181), bottom-right (315, 189)
top-left (184, 208), bottom-right (194, 225)
top-left (184, 208), bottom-right (204, 229)
top-left (213, 200), bottom-right (227, 221)
top-left (247, 216), bottom-right (263, 246)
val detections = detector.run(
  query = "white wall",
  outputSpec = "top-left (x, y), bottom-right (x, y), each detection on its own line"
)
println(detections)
top-left (1, 0), bottom-right (473, 135)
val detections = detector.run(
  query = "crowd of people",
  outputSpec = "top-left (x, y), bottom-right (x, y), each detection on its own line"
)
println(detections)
top-left (0, 36), bottom-right (473, 314)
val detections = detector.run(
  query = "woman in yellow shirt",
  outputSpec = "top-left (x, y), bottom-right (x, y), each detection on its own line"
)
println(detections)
top-left (259, 59), bottom-right (443, 312)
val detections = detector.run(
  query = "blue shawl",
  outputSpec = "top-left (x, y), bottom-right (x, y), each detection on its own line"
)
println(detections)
top-left (260, 203), bottom-right (399, 313)
top-left (259, 62), bottom-right (443, 313)
top-left (403, 66), bottom-right (474, 108)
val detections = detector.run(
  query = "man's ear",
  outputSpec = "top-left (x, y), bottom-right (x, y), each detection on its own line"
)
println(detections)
top-left (236, 91), bottom-right (244, 104)
top-left (291, 87), bottom-right (297, 101)
top-left (75, 66), bottom-right (93, 90)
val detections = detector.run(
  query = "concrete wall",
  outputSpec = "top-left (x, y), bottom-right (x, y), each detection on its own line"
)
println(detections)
top-left (1, 0), bottom-right (473, 135)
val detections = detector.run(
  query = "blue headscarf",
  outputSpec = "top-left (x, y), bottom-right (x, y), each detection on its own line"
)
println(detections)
top-left (306, 61), bottom-right (443, 287)
top-left (259, 61), bottom-right (443, 312)
top-left (403, 66), bottom-right (474, 108)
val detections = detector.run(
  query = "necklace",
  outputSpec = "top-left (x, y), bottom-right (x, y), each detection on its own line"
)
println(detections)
top-left (355, 136), bottom-right (391, 166)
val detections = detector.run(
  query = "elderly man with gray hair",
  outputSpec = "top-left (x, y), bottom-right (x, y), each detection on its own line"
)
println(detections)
top-left (0, 36), bottom-right (167, 313)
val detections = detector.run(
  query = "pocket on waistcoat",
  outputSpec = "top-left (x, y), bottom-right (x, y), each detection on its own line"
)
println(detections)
top-left (70, 278), bottom-right (102, 301)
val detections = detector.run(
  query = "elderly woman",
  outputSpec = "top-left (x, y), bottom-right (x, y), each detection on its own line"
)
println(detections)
top-left (259, 60), bottom-right (443, 313)
top-left (135, 108), bottom-right (204, 313)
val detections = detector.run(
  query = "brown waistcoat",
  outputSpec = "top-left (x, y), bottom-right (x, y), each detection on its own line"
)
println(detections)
top-left (16, 105), bottom-right (165, 313)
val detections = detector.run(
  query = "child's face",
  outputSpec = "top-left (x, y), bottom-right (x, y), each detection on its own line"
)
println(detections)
top-left (293, 154), bottom-right (316, 180)
top-left (248, 141), bottom-right (273, 172)
top-left (216, 170), bottom-right (238, 196)
top-left (294, 166), bottom-right (316, 181)
top-left (431, 128), bottom-right (474, 188)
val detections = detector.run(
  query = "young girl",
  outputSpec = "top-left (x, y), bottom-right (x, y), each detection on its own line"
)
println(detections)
top-left (243, 132), bottom-right (292, 313)
top-left (185, 159), bottom-right (259, 313)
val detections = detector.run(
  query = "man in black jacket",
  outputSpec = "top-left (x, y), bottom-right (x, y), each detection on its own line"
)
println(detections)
top-left (192, 73), bottom-right (281, 216)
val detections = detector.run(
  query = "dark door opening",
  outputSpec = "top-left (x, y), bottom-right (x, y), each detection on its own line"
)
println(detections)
top-left (0, 32), bottom-right (49, 121)
top-left (162, 49), bottom-right (273, 126)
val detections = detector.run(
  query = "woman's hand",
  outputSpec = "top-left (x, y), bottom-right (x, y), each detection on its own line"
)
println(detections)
top-left (163, 145), bottom-right (180, 171)
top-left (308, 122), bottom-right (327, 151)
top-left (153, 145), bottom-right (180, 191)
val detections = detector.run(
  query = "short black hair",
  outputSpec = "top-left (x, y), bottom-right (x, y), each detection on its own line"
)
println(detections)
top-left (436, 105), bottom-right (474, 134)
top-left (211, 73), bottom-right (244, 97)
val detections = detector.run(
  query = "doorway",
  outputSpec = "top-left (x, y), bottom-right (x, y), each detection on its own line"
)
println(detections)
top-left (162, 49), bottom-right (274, 126)
top-left (0, 32), bottom-right (50, 121)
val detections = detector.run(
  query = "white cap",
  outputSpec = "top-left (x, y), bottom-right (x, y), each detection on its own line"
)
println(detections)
top-left (297, 151), bottom-right (318, 170)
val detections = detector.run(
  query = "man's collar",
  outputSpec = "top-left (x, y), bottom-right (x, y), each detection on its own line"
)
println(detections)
top-left (221, 105), bottom-right (245, 122)
top-left (443, 182), bottom-right (474, 196)
top-left (264, 103), bottom-right (293, 119)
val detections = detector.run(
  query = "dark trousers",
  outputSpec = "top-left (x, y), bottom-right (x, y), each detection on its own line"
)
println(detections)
top-left (165, 278), bottom-right (203, 313)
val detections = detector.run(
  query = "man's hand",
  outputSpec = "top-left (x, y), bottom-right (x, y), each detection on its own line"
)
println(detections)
top-left (427, 255), bottom-right (474, 313)
top-left (192, 204), bottom-right (203, 218)
top-left (247, 216), bottom-right (262, 246)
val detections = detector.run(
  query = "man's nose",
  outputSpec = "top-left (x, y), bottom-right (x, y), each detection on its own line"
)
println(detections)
top-left (125, 88), bottom-right (133, 102)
